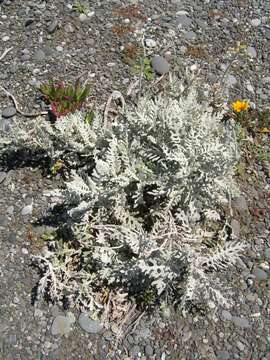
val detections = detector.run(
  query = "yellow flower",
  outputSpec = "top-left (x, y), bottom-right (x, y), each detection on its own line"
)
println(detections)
top-left (232, 100), bottom-right (250, 113)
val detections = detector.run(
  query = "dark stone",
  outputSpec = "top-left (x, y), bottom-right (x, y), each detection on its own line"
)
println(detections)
top-left (2, 106), bottom-right (16, 118)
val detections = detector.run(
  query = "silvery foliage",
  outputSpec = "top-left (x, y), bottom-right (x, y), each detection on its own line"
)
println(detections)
top-left (0, 111), bottom-right (104, 164)
top-left (32, 82), bottom-right (244, 313)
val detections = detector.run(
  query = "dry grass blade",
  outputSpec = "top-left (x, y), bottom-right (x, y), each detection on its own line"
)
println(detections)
top-left (0, 47), bottom-right (13, 61)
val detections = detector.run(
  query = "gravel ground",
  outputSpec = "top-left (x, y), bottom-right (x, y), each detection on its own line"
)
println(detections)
top-left (0, 0), bottom-right (270, 359)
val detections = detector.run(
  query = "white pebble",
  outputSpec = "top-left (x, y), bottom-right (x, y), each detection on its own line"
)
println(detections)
top-left (145, 38), bottom-right (157, 48)
top-left (21, 248), bottom-right (28, 255)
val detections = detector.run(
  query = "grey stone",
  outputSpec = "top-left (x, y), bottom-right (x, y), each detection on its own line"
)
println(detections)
top-left (33, 49), bottom-right (46, 61)
top-left (232, 316), bottom-right (250, 328)
top-left (184, 31), bottom-right (196, 40)
top-left (176, 15), bottom-right (192, 28)
top-left (6, 205), bottom-right (14, 215)
top-left (2, 106), bottom-right (16, 118)
top-left (221, 310), bottom-right (232, 321)
top-left (103, 330), bottom-right (113, 341)
top-left (127, 334), bottom-right (135, 344)
top-left (247, 46), bottom-right (257, 58)
top-left (252, 267), bottom-right (268, 281)
top-left (230, 219), bottom-right (240, 238)
top-left (21, 204), bottom-right (33, 216)
top-left (79, 14), bottom-right (88, 22)
top-left (145, 38), bottom-right (157, 48)
top-left (236, 341), bottom-right (245, 351)
top-left (129, 345), bottom-right (141, 358)
top-left (265, 29), bottom-right (270, 40)
top-left (225, 74), bottom-right (237, 87)
top-left (0, 215), bottom-right (8, 226)
top-left (152, 55), bottom-right (170, 75)
top-left (250, 18), bottom-right (261, 26)
top-left (145, 344), bottom-right (154, 356)
top-left (47, 18), bottom-right (58, 34)
top-left (64, 23), bottom-right (75, 33)
top-left (21, 54), bottom-right (30, 61)
top-left (43, 47), bottom-right (55, 57)
top-left (7, 232), bottom-right (17, 243)
top-left (51, 315), bottom-right (73, 336)
top-left (78, 313), bottom-right (103, 334)
top-left (216, 350), bottom-right (230, 360)
top-left (265, 248), bottom-right (270, 260)
top-left (0, 171), bottom-right (7, 184)
top-left (232, 196), bottom-right (249, 215)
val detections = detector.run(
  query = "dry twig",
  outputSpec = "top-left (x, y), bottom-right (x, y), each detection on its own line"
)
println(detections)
top-left (0, 47), bottom-right (13, 61)
top-left (0, 85), bottom-right (47, 118)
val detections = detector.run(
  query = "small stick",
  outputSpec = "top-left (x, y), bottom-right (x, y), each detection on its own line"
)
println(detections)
top-left (0, 85), bottom-right (47, 117)
top-left (0, 47), bottom-right (13, 61)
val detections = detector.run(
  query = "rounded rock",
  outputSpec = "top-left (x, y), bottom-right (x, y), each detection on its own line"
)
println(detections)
top-left (265, 248), bottom-right (270, 260)
top-left (33, 49), bottom-right (46, 61)
top-left (78, 313), bottom-right (103, 334)
top-left (47, 18), bottom-right (58, 34)
top-left (145, 344), bottom-right (154, 356)
top-left (2, 106), bottom-right (17, 118)
top-left (51, 315), bottom-right (73, 336)
top-left (152, 55), bottom-right (170, 75)
top-left (252, 267), bottom-right (268, 281)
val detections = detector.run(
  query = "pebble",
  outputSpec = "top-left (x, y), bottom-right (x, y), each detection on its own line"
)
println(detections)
top-left (152, 55), bottom-right (170, 75)
top-left (232, 195), bottom-right (249, 220)
top-left (176, 15), bottom-right (192, 28)
top-left (236, 341), bottom-right (245, 351)
top-left (246, 46), bottom-right (257, 58)
top-left (225, 74), bottom-right (237, 87)
top-left (51, 315), bottom-right (73, 336)
top-left (217, 350), bottom-right (230, 360)
top-left (47, 18), bottom-right (58, 34)
top-left (79, 14), bottom-right (88, 22)
top-left (7, 232), bottom-right (17, 243)
top-left (184, 31), bottom-right (196, 40)
top-left (103, 330), bottom-right (113, 341)
top-left (33, 49), bottom-right (46, 61)
top-left (2, 106), bottom-right (17, 118)
top-left (129, 345), bottom-right (141, 358)
top-left (264, 29), bottom-right (270, 40)
top-left (21, 204), bottom-right (33, 216)
top-left (221, 310), bottom-right (232, 321)
top-left (252, 267), bottom-right (268, 281)
top-left (265, 248), bottom-right (270, 260)
top-left (145, 344), bottom-right (154, 356)
top-left (232, 316), bottom-right (250, 329)
top-left (78, 313), bottom-right (103, 334)
top-left (6, 205), bottom-right (14, 215)
top-left (250, 18), bottom-right (261, 26)
top-left (145, 38), bottom-right (157, 48)
top-left (230, 219), bottom-right (240, 239)
top-left (64, 23), bottom-right (75, 33)
top-left (2, 35), bottom-right (10, 42)
top-left (0, 171), bottom-right (7, 184)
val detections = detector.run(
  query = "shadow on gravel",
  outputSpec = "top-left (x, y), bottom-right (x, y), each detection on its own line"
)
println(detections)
top-left (33, 203), bottom-right (73, 228)
top-left (0, 148), bottom-right (51, 173)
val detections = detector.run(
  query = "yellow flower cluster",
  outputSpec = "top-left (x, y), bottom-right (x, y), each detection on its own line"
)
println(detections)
top-left (232, 100), bottom-right (250, 113)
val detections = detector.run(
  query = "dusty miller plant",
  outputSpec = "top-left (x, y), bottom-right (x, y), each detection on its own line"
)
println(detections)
top-left (0, 111), bottom-right (104, 168)
top-left (2, 77), bottom-right (245, 319)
